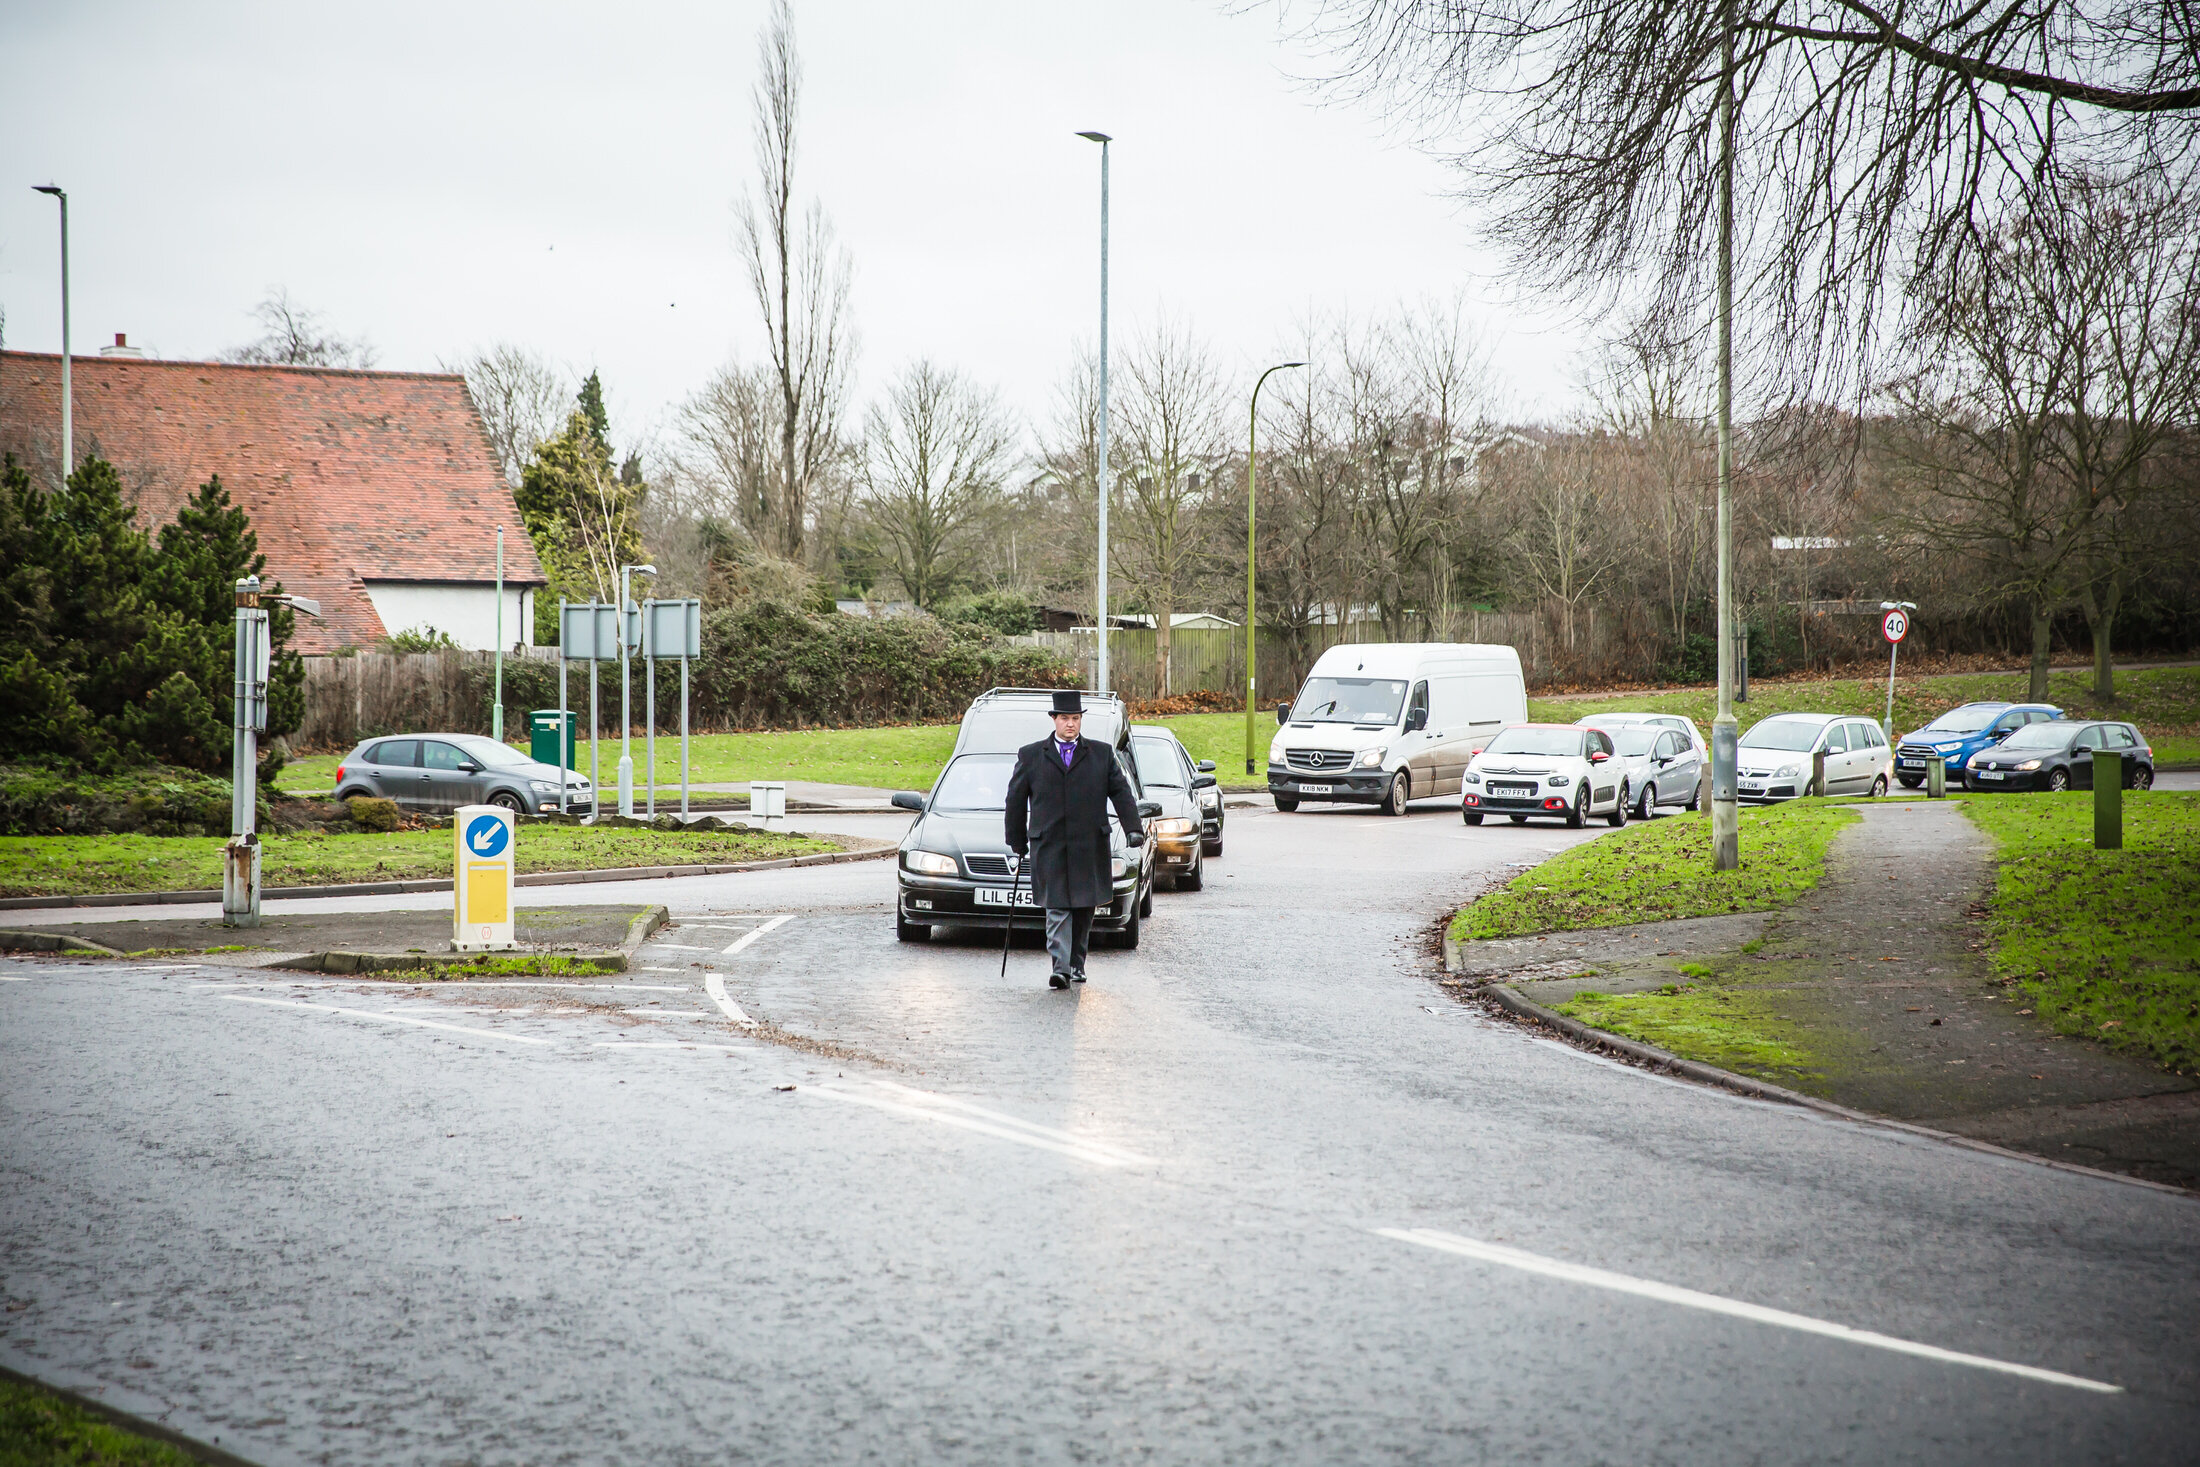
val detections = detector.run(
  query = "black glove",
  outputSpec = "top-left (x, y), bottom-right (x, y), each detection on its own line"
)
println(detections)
top-left (1124, 831), bottom-right (1145, 848)
top-left (1011, 844), bottom-right (1028, 858)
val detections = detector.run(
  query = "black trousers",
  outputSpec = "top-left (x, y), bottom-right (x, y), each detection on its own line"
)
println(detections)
top-left (1043, 906), bottom-right (1094, 976)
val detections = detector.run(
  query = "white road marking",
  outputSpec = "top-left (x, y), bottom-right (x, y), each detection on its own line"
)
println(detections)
top-left (222, 994), bottom-right (554, 1046)
top-left (650, 944), bottom-right (720, 951)
top-left (0, 975), bottom-right (29, 982)
top-left (462, 982), bottom-right (688, 991)
top-left (1375, 1228), bottom-right (2121, 1394)
top-left (723, 913), bottom-right (796, 954)
top-left (638, 967), bottom-right (687, 974)
top-left (805, 1080), bottom-right (1152, 1168)
top-left (703, 973), bottom-right (756, 1026)
top-left (592, 1040), bottom-right (750, 1052)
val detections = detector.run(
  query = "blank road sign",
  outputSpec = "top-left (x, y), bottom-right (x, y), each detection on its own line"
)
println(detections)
top-left (560, 602), bottom-right (621, 661)
top-left (644, 598), bottom-right (703, 659)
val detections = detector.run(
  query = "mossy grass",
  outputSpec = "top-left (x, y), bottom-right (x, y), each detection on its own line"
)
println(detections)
top-left (0, 1375), bottom-right (203, 1466)
top-left (0, 825), bottom-right (832, 899)
top-left (1964, 790), bottom-right (2200, 1072)
top-left (1450, 799), bottom-right (1857, 942)
top-left (1558, 984), bottom-right (1824, 1081)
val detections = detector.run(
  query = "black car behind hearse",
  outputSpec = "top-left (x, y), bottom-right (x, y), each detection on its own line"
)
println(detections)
top-left (890, 688), bottom-right (1161, 946)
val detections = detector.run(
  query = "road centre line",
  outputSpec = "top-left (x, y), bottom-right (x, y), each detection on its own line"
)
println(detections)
top-left (222, 994), bottom-right (554, 1045)
top-left (724, 914), bottom-right (796, 954)
top-left (1375, 1228), bottom-right (2120, 1394)
top-left (463, 982), bottom-right (689, 991)
top-left (593, 1040), bottom-right (751, 1052)
top-left (805, 1081), bottom-right (1152, 1168)
top-left (703, 973), bottom-right (757, 1026)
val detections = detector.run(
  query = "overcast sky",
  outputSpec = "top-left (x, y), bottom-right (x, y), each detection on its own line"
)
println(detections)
top-left (1, 0), bottom-right (1591, 457)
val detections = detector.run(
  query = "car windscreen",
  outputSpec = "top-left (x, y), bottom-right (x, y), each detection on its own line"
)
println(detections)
top-left (1482, 727), bottom-right (1583, 757)
top-left (453, 736), bottom-right (532, 768)
top-left (930, 754), bottom-right (1016, 810)
top-left (1131, 739), bottom-right (1183, 787)
top-left (1922, 704), bottom-right (2002, 735)
top-left (959, 703), bottom-right (1122, 753)
top-left (1292, 677), bottom-right (1407, 724)
top-left (2000, 721), bottom-right (2078, 750)
top-left (1613, 728), bottom-right (1659, 756)
top-left (1739, 719), bottom-right (1824, 752)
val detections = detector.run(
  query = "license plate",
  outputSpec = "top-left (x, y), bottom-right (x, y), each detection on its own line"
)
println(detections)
top-left (973, 887), bottom-right (1040, 907)
top-left (1490, 784), bottom-right (1532, 798)
top-left (1898, 758), bottom-right (1924, 768)
top-left (1739, 783), bottom-right (1764, 793)
top-left (1297, 783), bottom-right (1332, 795)
top-left (1976, 770), bottom-right (2003, 780)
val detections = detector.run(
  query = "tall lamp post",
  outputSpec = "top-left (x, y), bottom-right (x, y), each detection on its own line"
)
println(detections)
top-left (1709, 0), bottom-right (1740, 871)
top-left (32, 184), bottom-right (70, 478)
top-left (1244, 361), bottom-right (1305, 775)
top-left (1076, 130), bottom-right (1112, 693)
top-left (616, 561), bottom-right (656, 816)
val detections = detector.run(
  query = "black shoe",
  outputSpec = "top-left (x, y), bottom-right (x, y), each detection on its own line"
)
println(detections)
top-left (1049, 972), bottom-right (1070, 990)
top-left (1070, 971), bottom-right (1087, 984)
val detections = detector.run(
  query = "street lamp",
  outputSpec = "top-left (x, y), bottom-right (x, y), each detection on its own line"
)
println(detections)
top-left (617, 562), bottom-right (656, 816)
top-left (32, 185), bottom-right (70, 479)
top-left (1077, 129), bottom-right (1112, 693)
top-left (1245, 361), bottom-right (1305, 775)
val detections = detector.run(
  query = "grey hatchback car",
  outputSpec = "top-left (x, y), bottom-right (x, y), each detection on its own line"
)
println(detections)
top-left (334, 734), bottom-right (591, 815)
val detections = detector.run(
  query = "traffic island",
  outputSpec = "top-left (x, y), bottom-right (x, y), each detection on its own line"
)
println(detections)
top-left (0, 904), bottom-right (668, 975)
top-left (1445, 796), bottom-right (2200, 1190)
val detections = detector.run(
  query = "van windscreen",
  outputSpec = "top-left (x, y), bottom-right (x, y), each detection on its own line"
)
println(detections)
top-left (1293, 677), bottom-right (1407, 724)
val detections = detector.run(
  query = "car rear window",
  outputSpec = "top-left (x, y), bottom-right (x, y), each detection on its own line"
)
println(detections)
top-left (369, 740), bottom-right (418, 767)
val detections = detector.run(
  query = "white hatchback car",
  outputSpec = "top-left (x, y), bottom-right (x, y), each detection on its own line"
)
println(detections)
top-left (1735, 713), bottom-right (1892, 801)
top-left (1462, 723), bottom-right (1630, 828)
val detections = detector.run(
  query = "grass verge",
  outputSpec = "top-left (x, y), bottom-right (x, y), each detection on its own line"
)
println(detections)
top-left (0, 825), bottom-right (834, 899)
top-left (0, 1375), bottom-right (203, 1466)
top-left (1450, 799), bottom-right (1858, 941)
top-left (1558, 983), bottom-right (1824, 1081)
top-left (1530, 664), bottom-right (2200, 767)
top-left (1963, 791), bottom-right (2200, 1072)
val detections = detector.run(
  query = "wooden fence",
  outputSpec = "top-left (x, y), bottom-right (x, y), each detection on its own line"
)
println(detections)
top-left (294, 649), bottom-right (559, 751)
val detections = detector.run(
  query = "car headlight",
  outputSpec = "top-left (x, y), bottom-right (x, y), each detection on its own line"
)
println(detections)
top-left (1111, 857), bottom-right (1129, 879)
top-left (1153, 817), bottom-right (1196, 836)
top-left (1773, 764), bottom-right (1799, 779)
top-left (529, 780), bottom-right (557, 793)
top-left (1355, 746), bottom-right (1387, 769)
top-left (1199, 789), bottom-right (1220, 809)
top-left (1546, 773), bottom-right (1570, 788)
top-left (903, 850), bottom-right (957, 876)
top-left (1463, 771), bottom-right (1481, 785)
top-left (2015, 758), bottom-right (2042, 771)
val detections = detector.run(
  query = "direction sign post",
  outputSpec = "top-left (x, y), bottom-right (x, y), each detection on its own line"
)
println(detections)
top-left (453, 804), bottom-right (517, 951)
top-left (1880, 602), bottom-right (1915, 742)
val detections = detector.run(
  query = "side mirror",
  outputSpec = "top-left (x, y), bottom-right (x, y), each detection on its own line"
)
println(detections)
top-left (457, 761), bottom-right (481, 774)
top-left (1191, 773), bottom-right (1218, 789)
top-left (1137, 800), bottom-right (1163, 818)
top-left (1275, 703), bottom-right (1291, 725)
top-left (1992, 728), bottom-right (2011, 741)
top-left (1655, 755), bottom-right (1672, 767)
top-left (1404, 707), bottom-right (1429, 733)
top-left (890, 791), bottom-right (925, 812)
top-left (1196, 759), bottom-right (1216, 773)
top-left (1588, 750), bottom-right (1610, 764)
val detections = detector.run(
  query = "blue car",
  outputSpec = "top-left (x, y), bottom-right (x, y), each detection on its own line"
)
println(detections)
top-left (1893, 701), bottom-right (2064, 788)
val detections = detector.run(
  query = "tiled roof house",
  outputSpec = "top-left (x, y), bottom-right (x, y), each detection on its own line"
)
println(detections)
top-left (0, 350), bottom-right (545, 655)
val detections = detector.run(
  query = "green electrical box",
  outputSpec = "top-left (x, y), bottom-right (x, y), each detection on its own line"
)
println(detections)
top-left (530, 708), bottom-right (578, 771)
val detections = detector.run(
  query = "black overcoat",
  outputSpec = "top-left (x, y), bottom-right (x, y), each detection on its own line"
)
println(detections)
top-left (1003, 735), bottom-right (1143, 909)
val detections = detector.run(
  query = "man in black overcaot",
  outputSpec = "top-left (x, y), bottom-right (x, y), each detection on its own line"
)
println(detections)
top-left (1004, 690), bottom-right (1145, 989)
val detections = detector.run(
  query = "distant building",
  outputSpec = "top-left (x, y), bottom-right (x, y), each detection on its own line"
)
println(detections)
top-left (0, 350), bottom-right (544, 654)
top-left (1111, 611), bottom-right (1240, 632)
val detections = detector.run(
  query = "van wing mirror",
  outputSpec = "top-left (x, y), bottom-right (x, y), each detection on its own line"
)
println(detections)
top-left (890, 791), bottom-right (926, 812)
top-left (1191, 773), bottom-right (1218, 789)
top-left (1196, 759), bottom-right (1216, 772)
top-left (1404, 707), bottom-right (1428, 732)
top-left (1136, 800), bottom-right (1163, 818)
top-left (1275, 702), bottom-right (1291, 725)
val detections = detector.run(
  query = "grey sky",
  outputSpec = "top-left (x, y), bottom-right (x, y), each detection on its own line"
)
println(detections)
top-left (1, 0), bottom-right (1583, 454)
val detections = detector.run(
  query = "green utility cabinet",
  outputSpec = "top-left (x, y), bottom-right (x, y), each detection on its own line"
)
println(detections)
top-left (530, 709), bottom-right (578, 771)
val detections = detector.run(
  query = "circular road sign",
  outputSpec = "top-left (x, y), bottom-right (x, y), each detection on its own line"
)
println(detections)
top-left (1882, 608), bottom-right (1910, 644)
top-left (464, 812), bottom-right (511, 859)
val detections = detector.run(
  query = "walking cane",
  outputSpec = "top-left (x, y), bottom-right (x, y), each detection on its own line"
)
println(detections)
top-left (1000, 856), bottom-right (1021, 977)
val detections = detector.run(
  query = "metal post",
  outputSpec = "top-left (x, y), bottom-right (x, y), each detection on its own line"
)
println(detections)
top-left (618, 566), bottom-right (634, 816)
top-left (33, 186), bottom-right (70, 479)
top-left (1246, 361), bottom-right (1305, 776)
top-left (2094, 751), bottom-right (2121, 850)
top-left (1709, 0), bottom-right (1739, 872)
top-left (224, 576), bottom-right (264, 928)
top-left (681, 654), bottom-right (691, 820)
top-left (645, 626), bottom-right (657, 818)
top-left (493, 526), bottom-right (505, 742)
top-left (557, 599), bottom-right (569, 816)
top-left (1079, 131), bottom-right (1114, 695)
top-left (590, 655), bottom-right (601, 822)
top-left (1884, 636), bottom-right (1900, 738)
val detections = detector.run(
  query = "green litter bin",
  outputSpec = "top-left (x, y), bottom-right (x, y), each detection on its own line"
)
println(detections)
top-left (530, 708), bottom-right (578, 770)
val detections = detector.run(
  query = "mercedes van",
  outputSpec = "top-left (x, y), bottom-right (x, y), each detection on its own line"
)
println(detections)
top-left (1267, 643), bottom-right (1528, 814)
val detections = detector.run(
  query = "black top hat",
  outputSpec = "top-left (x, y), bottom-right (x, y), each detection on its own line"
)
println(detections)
top-left (1050, 690), bottom-right (1085, 715)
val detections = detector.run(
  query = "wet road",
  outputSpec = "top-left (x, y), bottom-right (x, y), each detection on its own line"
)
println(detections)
top-left (4, 799), bottom-right (2197, 1464)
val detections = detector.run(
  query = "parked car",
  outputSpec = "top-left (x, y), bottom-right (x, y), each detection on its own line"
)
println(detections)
top-left (1462, 723), bottom-right (1629, 828)
top-left (1269, 642), bottom-right (1527, 815)
top-left (1129, 726), bottom-right (1220, 888)
top-left (1965, 720), bottom-right (2155, 792)
top-left (892, 688), bottom-right (1160, 944)
top-left (1573, 710), bottom-right (1708, 759)
top-left (334, 734), bottom-right (591, 815)
top-left (1600, 723), bottom-right (1701, 819)
top-left (1894, 701), bottom-right (2064, 788)
top-left (1735, 713), bottom-right (1890, 801)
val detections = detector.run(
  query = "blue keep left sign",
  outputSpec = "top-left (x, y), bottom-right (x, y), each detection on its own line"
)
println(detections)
top-left (464, 813), bottom-right (511, 859)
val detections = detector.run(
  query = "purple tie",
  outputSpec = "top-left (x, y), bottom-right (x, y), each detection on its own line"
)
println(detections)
top-left (1058, 739), bottom-right (1074, 767)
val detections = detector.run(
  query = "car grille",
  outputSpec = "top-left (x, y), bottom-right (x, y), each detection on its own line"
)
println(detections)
top-left (1285, 749), bottom-right (1352, 772)
top-left (964, 853), bottom-right (1016, 877)
top-left (1897, 743), bottom-right (1941, 759)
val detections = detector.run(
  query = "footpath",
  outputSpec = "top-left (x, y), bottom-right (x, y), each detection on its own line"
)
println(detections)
top-left (1451, 801), bottom-right (2200, 1189)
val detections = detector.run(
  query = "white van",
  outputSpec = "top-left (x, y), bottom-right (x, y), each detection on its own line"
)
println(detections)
top-left (1267, 643), bottom-right (1528, 815)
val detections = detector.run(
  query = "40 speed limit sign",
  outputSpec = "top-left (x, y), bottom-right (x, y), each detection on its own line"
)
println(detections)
top-left (1882, 608), bottom-right (1910, 643)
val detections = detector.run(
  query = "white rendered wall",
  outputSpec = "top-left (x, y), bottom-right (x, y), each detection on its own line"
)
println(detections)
top-left (362, 582), bottom-right (535, 650)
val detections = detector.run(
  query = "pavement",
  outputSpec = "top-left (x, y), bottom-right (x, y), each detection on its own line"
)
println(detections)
top-left (2, 906), bottom-right (656, 966)
top-left (5, 797), bottom-right (2198, 1463)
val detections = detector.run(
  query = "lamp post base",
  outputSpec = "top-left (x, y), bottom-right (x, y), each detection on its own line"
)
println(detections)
top-left (221, 834), bottom-right (261, 928)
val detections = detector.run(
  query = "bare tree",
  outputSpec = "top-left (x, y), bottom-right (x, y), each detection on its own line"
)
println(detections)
top-left (736, 0), bottom-right (856, 564)
top-left (1493, 431), bottom-right (1628, 662)
top-left (860, 361), bottom-right (1018, 609)
top-left (221, 288), bottom-right (376, 368)
top-left (457, 344), bottom-right (566, 486)
top-left (669, 362), bottom-right (785, 547)
top-left (1116, 321), bottom-right (1230, 692)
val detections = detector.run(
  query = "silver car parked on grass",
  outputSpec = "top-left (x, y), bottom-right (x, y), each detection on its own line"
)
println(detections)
top-left (334, 734), bottom-right (591, 815)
